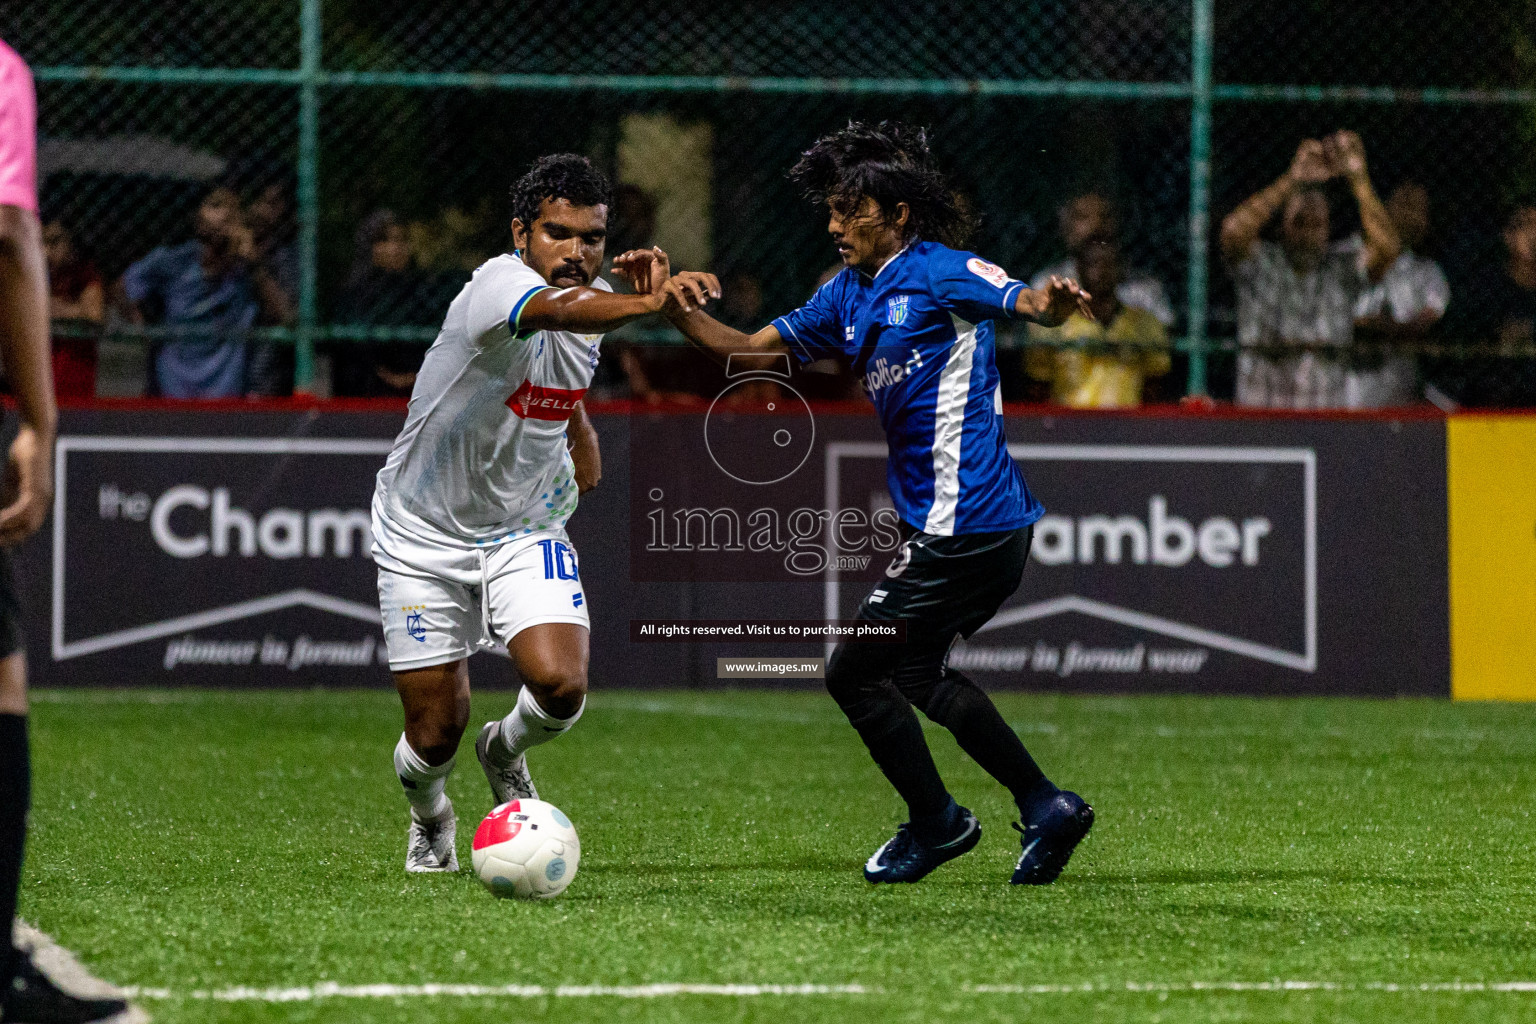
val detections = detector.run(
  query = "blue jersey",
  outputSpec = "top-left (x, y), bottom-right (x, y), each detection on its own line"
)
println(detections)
top-left (773, 240), bottom-right (1044, 536)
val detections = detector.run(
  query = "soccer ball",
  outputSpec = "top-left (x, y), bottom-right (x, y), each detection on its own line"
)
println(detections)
top-left (471, 799), bottom-right (581, 900)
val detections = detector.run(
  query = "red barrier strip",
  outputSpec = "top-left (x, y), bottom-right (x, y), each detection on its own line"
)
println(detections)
top-left (4, 395), bottom-right (1514, 421)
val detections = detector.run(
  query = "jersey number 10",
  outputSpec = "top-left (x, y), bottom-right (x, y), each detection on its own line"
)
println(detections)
top-left (537, 539), bottom-right (580, 581)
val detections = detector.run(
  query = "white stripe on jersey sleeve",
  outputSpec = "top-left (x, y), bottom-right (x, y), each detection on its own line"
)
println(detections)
top-left (922, 314), bottom-right (978, 536)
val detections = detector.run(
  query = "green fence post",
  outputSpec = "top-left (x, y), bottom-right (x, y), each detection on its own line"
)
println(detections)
top-left (1186, 0), bottom-right (1214, 397)
top-left (295, 0), bottom-right (321, 393)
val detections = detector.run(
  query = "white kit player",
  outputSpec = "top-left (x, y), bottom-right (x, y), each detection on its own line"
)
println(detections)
top-left (372, 155), bottom-right (717, 871)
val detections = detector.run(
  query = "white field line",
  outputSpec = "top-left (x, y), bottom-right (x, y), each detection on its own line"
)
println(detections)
top-left (115, 980), bottom-right (1536, 1002)
top-left (122, 982), bottom-right (872, 1001)
top-left (969, 981), bottom-right (1536, 994)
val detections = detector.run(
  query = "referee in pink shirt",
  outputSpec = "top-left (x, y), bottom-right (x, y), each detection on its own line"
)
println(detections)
top-left (0, 37), bottom-right (129, 1023)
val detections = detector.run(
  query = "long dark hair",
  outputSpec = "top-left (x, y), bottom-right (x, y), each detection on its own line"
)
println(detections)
top-left (788, 120), bottom-right (973, 248)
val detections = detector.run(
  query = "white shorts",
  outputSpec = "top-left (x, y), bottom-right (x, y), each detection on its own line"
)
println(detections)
top-left (373, 513), bottom-right (589, 672)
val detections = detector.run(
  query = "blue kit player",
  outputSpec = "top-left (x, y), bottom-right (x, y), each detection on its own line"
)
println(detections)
top-left (615, 121), bottom-right (1095, 885)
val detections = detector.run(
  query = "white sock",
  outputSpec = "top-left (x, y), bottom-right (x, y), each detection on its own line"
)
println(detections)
top-left (393, 734), bottom-right (454, 822)
top-left (497, 686), bottom-right (585, 761)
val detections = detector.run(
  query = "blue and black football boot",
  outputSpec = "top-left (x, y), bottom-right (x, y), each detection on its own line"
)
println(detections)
top-left (1011, 790), bottom-right (1093, 885)
top-left (863, 803), bottom-right (981, 884)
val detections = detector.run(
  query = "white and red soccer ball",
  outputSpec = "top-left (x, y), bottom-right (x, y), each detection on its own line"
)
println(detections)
top-left (471, 799), bottom-right (581, 900)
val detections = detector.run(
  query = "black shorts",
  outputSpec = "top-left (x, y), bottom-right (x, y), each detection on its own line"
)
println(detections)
top-left (856, 523), bottom-right (1034, 647)
top-left (0, 547), bottom-right (21, 661)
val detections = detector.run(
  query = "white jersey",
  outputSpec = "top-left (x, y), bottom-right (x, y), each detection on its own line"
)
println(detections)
top-left (373, 252), bottom-right (605, 547)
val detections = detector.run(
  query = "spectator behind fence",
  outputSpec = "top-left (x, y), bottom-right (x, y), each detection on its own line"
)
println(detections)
top-left (1026, 238), bottom-right (1169, 408)
top-left (1220, 132), bottom-right (1400, 409)
top-left (1439, 205), bottom-right (1536, 408)
top-left (120, 184), bottom-right (289, 399)
top-left (1349, 181), bottom-right (1448, 407)
top-left (1487, 207), bottom-right (1536, 351)
top-left (42, 219), bottom-right (101, 399)
top-left (243, 179), bottom-right (298, 396)
top-left (331, 210), bottom-right (431, 397)
top-left (1032, 190), bottom-right (1173, 328)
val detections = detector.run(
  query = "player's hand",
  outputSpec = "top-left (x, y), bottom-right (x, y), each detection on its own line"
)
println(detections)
top-left (612, 248), bottom-right (661, 294)
top-left (0, 425), bottom-right (53, 547)
top-left (613, 246), bottom-right (672, 295)
top-left (615, 248), bottom-right (720, 315)
top-left (1287, 138), bottom-right (1332, 186)
top-left (1039, 275), bottom-right (1093, 327)
top-left (660, 271), bottom-right (721, 317)
top-left (1324, 130), bottom-right (1368, 185)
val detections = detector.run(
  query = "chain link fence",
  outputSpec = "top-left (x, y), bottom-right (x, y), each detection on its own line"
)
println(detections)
top-left (8, 0), bottom-right (1536, 406)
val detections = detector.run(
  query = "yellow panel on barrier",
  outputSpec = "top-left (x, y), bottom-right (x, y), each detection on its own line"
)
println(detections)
top-left (1449, 416), bottom-right (1536, 700)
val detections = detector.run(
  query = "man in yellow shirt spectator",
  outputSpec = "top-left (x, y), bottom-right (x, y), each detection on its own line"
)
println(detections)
top-left (1026, 238), bottom-right (1170, 407)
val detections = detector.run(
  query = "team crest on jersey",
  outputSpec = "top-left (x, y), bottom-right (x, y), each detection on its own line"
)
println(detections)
top-left (887, 294), bottom-right (911, 326)
top-left (966, 257), bottom-right (1011, 289)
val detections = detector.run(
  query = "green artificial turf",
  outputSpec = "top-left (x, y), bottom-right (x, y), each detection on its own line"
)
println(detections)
top-left (18, 687), bottom-right (1536, 1023)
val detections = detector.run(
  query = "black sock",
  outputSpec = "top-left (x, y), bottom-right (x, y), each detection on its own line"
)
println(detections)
top-left (0, 714), bottom-right (29, 988)
top-left (838, 692), bottom-right (953, 823)
top-left (825, 639), bottom-right (953, 825)
top-left (908, 796), bottom-right (963, 846)
top-left (905, 668), bottom-right (1057, 817)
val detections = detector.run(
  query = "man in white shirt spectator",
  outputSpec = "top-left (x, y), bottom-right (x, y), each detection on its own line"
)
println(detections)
top-left (1032, 190), bottom-right (1173, 328)
top-left (1349, 181), bottom-right (1449, 407)
top-left (1220, 132), bottom-right (1400, 409)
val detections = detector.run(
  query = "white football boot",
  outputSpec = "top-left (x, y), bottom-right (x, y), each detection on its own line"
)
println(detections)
top-left (405, 805), bottom-right (459, 873)
top-left (476, 721), bottom-right (539, 805)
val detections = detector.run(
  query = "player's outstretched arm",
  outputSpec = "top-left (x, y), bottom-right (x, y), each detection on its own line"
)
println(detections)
top-left (612, 247), bottom-right (782, 356)
top-left (1014, 274), bottom-right (1094, 328)
top-left (668, 307), bottom-right (784, 356)
top-left (518, 260), bottom-right (717, 336)
top-left (0, 204), bottom-right (55, 547)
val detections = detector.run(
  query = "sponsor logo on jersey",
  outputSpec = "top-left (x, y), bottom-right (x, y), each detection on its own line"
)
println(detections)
top-left (887, 294), bottom-right (910, 326)
top-left (861, 348), bottom-right (925, 394)
top-left (966, 257), bottom-right (1011, 289)
top-left (506, 380), bottom-right (588, 421)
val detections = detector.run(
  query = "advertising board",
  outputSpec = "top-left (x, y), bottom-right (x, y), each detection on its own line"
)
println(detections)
top-left (14, 407), bottom-right (1451, 695)
top-left (1448, 416), bottom-right (1536, 700)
